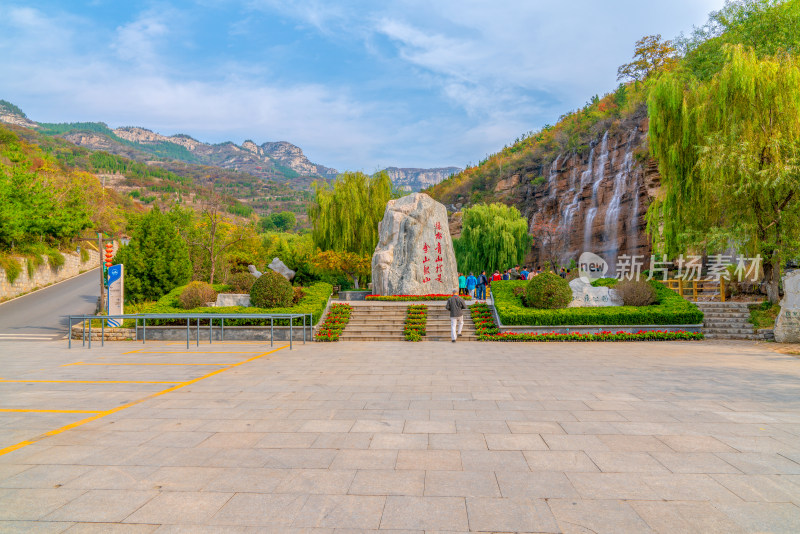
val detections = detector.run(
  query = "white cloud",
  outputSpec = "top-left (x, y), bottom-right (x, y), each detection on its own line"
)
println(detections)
top-left (0, 1), bottom-right (727, 171)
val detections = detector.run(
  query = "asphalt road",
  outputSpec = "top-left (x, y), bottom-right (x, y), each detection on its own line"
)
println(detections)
top-left (0, 269), bottom-right (101, 341)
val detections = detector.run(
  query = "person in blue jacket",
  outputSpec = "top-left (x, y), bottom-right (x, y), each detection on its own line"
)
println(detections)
top-left (466, 272), bottom-right (478, 298)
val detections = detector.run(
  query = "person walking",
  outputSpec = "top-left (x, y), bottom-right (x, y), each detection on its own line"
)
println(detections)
top-left (458, 273), bottom-right (467, 296)
top-left (466, 272), bottom-right (477, 298)
top-left (477, 270), bottom-right (488, 300)
top-left (445, 289), bottom-right (467, 342)
top-left (502, 269), bottom-right (510, 281)
top-left (492, 270), bottom-right (502, 282)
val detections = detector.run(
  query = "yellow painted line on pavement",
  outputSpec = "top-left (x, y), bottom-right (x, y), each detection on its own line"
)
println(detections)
top-left (0, 379), bottom-right (182, 384)
top-left (134, 351), bottom-right (261, 354)
top-left (64, 362), bottom-right (227, 367)
top-left (0, 344), bottom-right (289, 457)
top-left (122, 349), bottom-right (142, 354)
top-left (0, 409), bottom-right (101, 414)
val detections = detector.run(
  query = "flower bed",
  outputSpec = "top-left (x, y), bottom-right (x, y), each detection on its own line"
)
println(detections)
top-left (315, 303), bottom-right (353, 342)
top-left (404, 304), bottom-right (428, 341)
top-left (471, 303), bottom-right (703, 341)
top-left (366, 294), bottom-right (472, 301)
top-left (492, 279), bottom-right (703, 326)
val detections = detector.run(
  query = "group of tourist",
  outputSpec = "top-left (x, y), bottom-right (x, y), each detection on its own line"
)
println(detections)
top-left (457, 265), bottom-right (570, 301)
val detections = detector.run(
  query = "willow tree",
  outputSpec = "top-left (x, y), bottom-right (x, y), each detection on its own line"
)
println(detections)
top-left (454, 203), bottom-right (531, 274)
top-left (648, 45), bottom-right (800, 302)
top-left (307, 170), bottom-right (392, 256)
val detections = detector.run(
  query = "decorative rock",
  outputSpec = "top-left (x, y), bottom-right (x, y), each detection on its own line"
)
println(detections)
top-left (774, 270), bottom-right (800, 343)
top-left (372, 193), bottom-right (458, 295)
top-left (267, 258), bottom-right (295, 281)
top-left (247, 265), bottom-right (263, 277)
top-left (567, 278), bottom-right (623, 308)
top-left (215, 294), bottom-right (252, 307)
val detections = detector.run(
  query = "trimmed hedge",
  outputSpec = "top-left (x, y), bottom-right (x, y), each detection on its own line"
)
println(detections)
top-left (250, 270), bottom-right (293, 308)
top-left (525, 272), bottom-right (572, 309)
top-left (140, 282), bottom-right (332, 326)
top-left (492, 279), bottom-right (703, 326)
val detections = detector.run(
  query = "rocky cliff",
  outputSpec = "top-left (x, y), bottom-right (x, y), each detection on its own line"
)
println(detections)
top-left (113, 127), bottom-right (338, 179)
top-left (385, 167), bottom-right (462, 192)
top-left (509, 114), bottom-right (658, 266)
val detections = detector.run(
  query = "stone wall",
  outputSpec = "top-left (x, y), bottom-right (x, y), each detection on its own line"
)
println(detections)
top-left (0, 245), bottom-right (110, 300)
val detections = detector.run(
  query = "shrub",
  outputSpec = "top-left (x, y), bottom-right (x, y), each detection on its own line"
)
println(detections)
top-left (315, 303), bottom-right (352, 341)
top-left (615, 279), bottom-right (656, 306)
top-left (292, 286), bottom-right (306, 305)
top-left (140, 282), bottom-right (332, 327)
top-left (178, 281), bottom-right (218, 309)
top-left (250, 270), bottom-right (293, 308)
top-left (493, 280), bottom-right (704, 326)
top-left (524, 272), bottom-right (572, 309)
top-left (226, 272), bottom-right (256, 294)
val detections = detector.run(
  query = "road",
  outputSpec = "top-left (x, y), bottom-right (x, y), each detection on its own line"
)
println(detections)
top-left (0, 269), bottom-right (101, 341)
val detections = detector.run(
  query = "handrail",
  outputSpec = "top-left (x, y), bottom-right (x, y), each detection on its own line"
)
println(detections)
top-left (67, 312), bottom-right (312, 350)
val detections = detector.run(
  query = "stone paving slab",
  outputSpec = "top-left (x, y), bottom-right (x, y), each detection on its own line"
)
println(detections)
top-left (0, 339), bottom-right (799, 532)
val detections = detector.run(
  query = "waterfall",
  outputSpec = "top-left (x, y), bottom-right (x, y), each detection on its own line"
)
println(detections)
top-left (628, 170), bottom-right (641, 256)
top-left (604, 132), bottom-right (636, 263)
top-left (559, 143), bottom-right (594, 246)
top-left (582, 131), bottom-right (609, 253)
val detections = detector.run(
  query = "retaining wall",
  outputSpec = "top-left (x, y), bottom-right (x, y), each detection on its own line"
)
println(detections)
top-left (0, 244), bottom-right (114, 300)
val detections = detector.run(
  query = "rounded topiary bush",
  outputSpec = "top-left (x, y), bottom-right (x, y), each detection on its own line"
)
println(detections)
top-left (524, 272), bottom-right (572, 309)
top-left (615, 279), bottom-right (656, 306)
top-left (249, 270), bottom-right (293, 308)
top-left (226, 272), bottom-right (256, 294)
top-left (179, 281), bottom-right (218, 309)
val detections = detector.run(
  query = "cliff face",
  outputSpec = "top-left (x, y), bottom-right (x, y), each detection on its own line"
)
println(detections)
top-left (385, 167), bottom-right (462, 191)
top-left (515, 116), bottom-right (658, 265)
top-left (113, 127), bottom-right (338, 179)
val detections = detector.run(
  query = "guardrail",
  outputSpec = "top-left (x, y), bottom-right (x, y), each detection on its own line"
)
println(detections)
top-left (67, 313), bottom-right (313, 350)
top-left (661, 278), bottom-right (726, 302)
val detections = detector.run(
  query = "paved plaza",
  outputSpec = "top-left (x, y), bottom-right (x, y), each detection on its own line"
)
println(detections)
top-left (0, 339), bottom-right (799, 533)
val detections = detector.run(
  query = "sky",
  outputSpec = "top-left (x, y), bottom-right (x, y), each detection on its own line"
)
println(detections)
top-left (0, 0), bottom-right (725, 172)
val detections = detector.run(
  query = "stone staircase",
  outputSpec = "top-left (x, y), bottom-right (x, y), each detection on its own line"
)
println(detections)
top-left (696, 301), bottom-right (758, 340)
top-left (338, 302), bottom-right (477, 342)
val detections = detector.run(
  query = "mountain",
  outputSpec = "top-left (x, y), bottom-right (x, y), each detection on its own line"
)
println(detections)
top-left (384, 166), bottom-right (462, 192)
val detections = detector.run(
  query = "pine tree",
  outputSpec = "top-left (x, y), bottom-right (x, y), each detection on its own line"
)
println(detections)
top-left (114, 206), bottom-right (192, 302)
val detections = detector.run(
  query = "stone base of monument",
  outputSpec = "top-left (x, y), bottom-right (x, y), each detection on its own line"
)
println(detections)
top-left (338, 290), bottom-right (372, 301)
top-left (215, 294), bottom-right (251, 307)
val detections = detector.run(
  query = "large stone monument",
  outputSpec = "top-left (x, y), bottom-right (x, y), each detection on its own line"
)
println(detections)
top-left (372, 193), bottom-right (459, 295)
top-left (774, 270), bottom-right (800, 343)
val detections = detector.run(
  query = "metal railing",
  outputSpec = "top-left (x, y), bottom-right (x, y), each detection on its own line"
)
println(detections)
top-left (68, 313), bottom-right (313, 350)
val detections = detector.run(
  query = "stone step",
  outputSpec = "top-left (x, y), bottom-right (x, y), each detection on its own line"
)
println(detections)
top-left (703, 320), bottom-right (752, 326)
top-left (695, 303), bottom-right (751, 309)
top-left (703, 327), bottom-right (756, 335)
top-left (704, 333), bottom-right (760, 340)
top-left (701, 312), bottom-right (751, 318)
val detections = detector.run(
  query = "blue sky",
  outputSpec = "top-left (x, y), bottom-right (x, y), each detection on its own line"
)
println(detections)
top-left (0, 0), bottom-right (724, 172)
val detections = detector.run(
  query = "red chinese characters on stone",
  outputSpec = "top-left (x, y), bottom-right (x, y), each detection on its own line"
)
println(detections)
top-left (422, 221), bottom-right (446, 284)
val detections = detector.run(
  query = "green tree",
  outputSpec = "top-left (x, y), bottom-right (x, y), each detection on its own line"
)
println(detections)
top-left (454, 203), bottom-right (531, 274)
top-left (647, 45), bottom-right (800, 302)
top-left (114, 206), bottom-right (192, 302)
top-left (307, 171), bottom-right (393, 256)
top-left (617, 34), bottom-right (679, 82)
top-left (681, 0), bottom-right (800, 80)
top-left (271, 211), bottom-right (297, 231)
